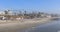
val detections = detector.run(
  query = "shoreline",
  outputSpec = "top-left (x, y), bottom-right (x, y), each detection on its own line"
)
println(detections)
top-left (0, 18), bottom-right (51, 27)
top-left (0, 18), bottom-right (52, 32)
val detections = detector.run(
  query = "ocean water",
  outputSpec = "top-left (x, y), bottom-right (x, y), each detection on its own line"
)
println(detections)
top-left (25, 20), bottom-right (60, 32)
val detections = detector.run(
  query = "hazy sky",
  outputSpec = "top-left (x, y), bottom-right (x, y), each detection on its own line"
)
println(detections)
top-left (0, 0), bottom-right (60, 14)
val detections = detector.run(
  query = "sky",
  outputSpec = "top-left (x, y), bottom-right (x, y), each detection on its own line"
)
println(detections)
top-left (0, 0), bottom-right (60, 14)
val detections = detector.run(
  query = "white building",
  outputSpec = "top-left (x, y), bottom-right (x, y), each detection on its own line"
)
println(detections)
top-left (0, 11), bottom-right (5, 15)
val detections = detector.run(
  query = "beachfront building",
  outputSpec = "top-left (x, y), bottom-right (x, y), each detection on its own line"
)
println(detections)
top-left (0, 10), bottom-right (13, 20)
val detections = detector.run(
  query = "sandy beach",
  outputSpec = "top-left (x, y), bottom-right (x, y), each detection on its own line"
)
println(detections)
top-left (0, 18), bottom-right (51, 32)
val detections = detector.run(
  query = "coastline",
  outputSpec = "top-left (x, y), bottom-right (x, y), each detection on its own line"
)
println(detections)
top-left (0, 18), bottom-right (51, 32)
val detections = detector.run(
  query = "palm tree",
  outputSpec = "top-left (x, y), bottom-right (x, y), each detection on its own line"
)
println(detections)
top-left (18, 11), bottom-right (22, 16)
top-left (4, 10), bottom-right (8, 15)
top-left (4, 10), bottom-right (11, 20)
top-left (24, 10), bottom-right (27, 16)
top-left (37, 12), bottom-right (41, 18)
